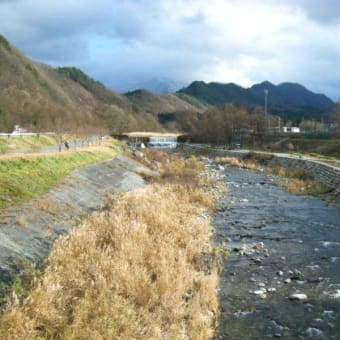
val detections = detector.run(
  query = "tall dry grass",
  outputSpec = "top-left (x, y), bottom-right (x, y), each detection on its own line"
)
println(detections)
top-left (215, 156), bottom-right (258, 170)
top-left (0, 154), bottom-right (219, 339)
top-left (133, 149), bottom-right (205, 187)
top-left (267, 166), bottom-right (329, 195)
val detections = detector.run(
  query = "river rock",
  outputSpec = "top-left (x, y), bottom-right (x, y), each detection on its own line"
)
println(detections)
top-left (253, 288), bottom-right (267, 298)
top-left (253, 289), bottom-right (266, 295)
top-left (289, 293), bottom-right (308, 301)
top-left (322, 310), bottom-right (335, 319)
top-left (304, 303), bottom-right (314, 312)
top-left (305, 327), bottom-right (324, 339)
top-left (311, 318), bottom-right (324, 327)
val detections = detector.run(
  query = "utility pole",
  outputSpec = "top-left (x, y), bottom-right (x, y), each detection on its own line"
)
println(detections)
top-left (264, 89), bottom-right (269, 131)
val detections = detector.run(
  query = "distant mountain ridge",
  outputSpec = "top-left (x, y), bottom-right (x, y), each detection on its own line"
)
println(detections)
top-left (1, 34), bottom-right (335, 132)
top-left (124, 89), bottom-right (203, 114)
top-left (249, 81), bottom-right (333, 109)
top-left (178, 80), bottom-right (333, 120)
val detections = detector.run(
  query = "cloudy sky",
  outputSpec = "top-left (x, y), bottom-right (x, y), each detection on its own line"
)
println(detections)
top-left (0, 0), bottom-right (339, 99)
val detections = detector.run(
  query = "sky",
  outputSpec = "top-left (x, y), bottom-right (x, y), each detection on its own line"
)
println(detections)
top-left (0, 0), bottom-right (339, 100)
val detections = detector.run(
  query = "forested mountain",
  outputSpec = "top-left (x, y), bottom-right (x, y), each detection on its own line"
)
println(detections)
top-left (178, 80), bottom-right (334, 120)
top-left (250, 81), bottom-right (333, 110)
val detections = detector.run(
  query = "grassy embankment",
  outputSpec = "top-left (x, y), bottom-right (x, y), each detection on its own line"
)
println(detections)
top-left (215, 155), bottom-right (329, 196)
top-left (0, 135), bottom-right (58, 154)
top-left (0, 137), bottom-right (123, 211)
top-left (0, 150), bottom-right (221, 339)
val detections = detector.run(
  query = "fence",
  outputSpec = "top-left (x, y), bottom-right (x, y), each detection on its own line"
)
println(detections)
top-left (0, 132), bottom-right (56, 137)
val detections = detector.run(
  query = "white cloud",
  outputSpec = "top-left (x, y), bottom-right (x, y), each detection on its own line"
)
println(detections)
top-left (0, 0), bottom-right (339, 99)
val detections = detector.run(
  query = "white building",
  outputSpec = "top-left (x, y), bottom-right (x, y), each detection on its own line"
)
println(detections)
top-left (121, 132), bottom-right (183, 149)
top-left (282, 126), bottom-right (300, 133)
top-left (12, 125), bottom-right (29, 135)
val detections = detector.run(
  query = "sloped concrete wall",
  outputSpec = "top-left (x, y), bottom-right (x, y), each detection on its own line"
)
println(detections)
top-left (0, 155), bottom-right (157, 279)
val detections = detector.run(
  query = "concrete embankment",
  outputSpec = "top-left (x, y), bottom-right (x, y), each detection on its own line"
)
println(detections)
top-left (182, 144), bottom-right (340, 195)
top-left (0, 155), bottom-right (157, 279)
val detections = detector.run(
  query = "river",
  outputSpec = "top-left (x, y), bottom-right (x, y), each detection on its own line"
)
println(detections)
top-left (214, 164), bottom-right (340, 339)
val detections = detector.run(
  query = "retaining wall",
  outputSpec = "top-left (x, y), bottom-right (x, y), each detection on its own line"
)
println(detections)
top-left (0, 155), bottom-right (157, 279)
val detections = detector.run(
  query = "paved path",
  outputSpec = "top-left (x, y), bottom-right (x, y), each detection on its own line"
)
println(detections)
top-left (186, 144), bottom-right (340, 170)
top-left (5, 136), bottom-right (103, 155)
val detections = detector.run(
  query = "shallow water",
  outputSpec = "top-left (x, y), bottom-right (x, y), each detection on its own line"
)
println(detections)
top-left (214, 166), bottom-right (340, 339)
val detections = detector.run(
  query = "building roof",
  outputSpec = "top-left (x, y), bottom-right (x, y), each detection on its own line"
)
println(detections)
top-left (122, 131), bottom-right (185, 138)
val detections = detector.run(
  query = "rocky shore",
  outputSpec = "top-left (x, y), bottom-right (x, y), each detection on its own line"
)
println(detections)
top-left (207, 161), bottom-right (340, 339)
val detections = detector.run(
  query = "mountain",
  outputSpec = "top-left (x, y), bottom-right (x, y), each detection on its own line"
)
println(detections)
top-left (178, 80), bottom-right (334, 120)
top-left (0, 35), bottom-right (206, 133)
top-left (124, 89), bottom-right (205, 114)
top-left (250, 81), bottom-right (333, 110)
top-left (177, 81), bottom-right (257, 106)
top-left (56, 67), bottom-right (131, 109)
top-left (0, 35), bottom-right (135, 132)
top-left (117, 77), bottom-right (185, 94)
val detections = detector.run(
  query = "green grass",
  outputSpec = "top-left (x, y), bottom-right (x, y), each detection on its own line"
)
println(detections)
top-left (0, 142), bottom-right (122, 210)
top-left (0, 135), bottom-right (59, 153)
top-left (0, 258), bottom-right (39, 307)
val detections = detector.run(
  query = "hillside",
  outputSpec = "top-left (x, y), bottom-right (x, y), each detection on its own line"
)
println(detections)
top-left (0, 35), bottom-right (163, 133)
top-left (178, 80), bottom-right (334, 120)
top-left (56, 67), bottom-right (131, 109)
top-left (0, 36), bottom-right (102, 131)
top-left (124, 89), bottom-right (205, 114)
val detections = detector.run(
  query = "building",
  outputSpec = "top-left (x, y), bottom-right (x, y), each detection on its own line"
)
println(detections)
top-left (282, 126), bottom-right (300, 133)
top-left (12, 125), bottom-right (29, 135)
top-left (118, 132), bottom-right (184, 149)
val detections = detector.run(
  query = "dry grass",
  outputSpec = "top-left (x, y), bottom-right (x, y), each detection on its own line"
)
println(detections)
top-left (267, 166), bottom-right (306, 179)
top-left (267, 166), bottom-right (329, 195)
top-left (280, 178), bottom-right (328, 195)
top-left (134, 149), bottom-right (205, 188)
top-left (215, 156), bottom-right (329, 196)
top-left (0, 154), bottom-right (219, 339)
top-left (215, 156), bottom-right (258, 170)
top-left (15, 216), bottom-right (26, 228)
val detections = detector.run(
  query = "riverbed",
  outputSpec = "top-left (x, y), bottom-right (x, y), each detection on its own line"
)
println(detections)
top-left (214, 165), bottom-right (340, 339)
